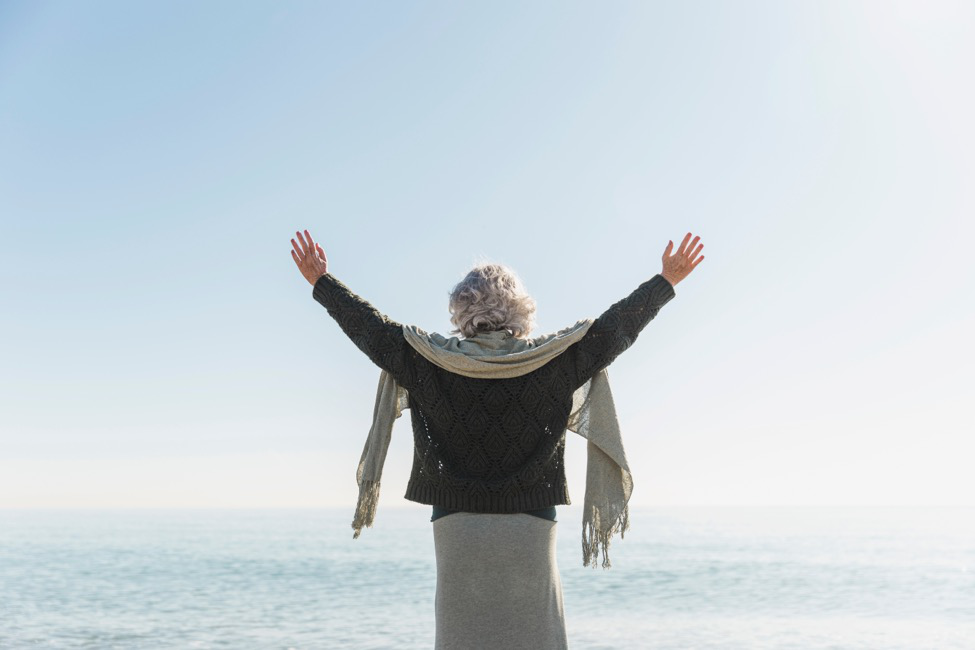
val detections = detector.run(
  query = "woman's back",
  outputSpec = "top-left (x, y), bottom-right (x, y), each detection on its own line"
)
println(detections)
top-left (311, 271), bottom-right (677, 514)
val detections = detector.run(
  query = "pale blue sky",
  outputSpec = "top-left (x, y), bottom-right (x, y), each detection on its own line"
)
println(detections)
top-left (1, 0), bottom-right (972, 508)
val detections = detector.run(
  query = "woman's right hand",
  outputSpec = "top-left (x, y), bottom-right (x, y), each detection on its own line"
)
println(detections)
top-left (661, 232), bottom-right (704, 286)
top-left (291, 229), bottom-right (330, 286)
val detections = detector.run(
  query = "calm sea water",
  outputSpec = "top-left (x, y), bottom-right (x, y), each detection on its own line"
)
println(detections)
top-left (1, 506), bottom-right (972, 649)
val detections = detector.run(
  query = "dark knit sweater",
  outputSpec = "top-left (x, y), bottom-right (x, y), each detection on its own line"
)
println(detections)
top-left (312, 271), bottom-right (676, 514)
top-left (430, 504), bottom-right (557, 523)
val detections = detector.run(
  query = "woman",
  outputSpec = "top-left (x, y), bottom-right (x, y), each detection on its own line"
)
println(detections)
top-left (291, 230), bottom-right (703, 650)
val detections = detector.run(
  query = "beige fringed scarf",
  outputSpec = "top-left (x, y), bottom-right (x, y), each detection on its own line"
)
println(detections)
top-left (350, 319), bottom-right (635, 569)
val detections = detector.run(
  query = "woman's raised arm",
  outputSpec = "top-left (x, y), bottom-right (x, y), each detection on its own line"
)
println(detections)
top-left (292, 229), bottom-right (417, 388)
top-left (569, 232), bottom-right (704, 387)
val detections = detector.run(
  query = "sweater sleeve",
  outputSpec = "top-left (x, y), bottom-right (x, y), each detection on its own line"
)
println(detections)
top-left (311, 272), bottom-right (417, 389)
top-left (569, 273), bottom-right (676, 388)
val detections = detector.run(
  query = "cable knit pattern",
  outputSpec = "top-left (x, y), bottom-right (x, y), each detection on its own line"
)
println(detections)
top-left (312, 271), bottom-right (676, 513)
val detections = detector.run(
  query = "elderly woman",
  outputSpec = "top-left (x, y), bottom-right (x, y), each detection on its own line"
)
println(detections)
top-left (291, 230), bottom-right (703, 650)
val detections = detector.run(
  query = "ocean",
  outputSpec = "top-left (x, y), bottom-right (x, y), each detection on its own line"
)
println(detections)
top-left (1, 506), bottom-right (972, 649)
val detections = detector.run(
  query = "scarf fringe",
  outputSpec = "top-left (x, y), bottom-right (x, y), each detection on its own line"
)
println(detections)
top-left (582, 504), bottom-right (631, 569)
top-left (351, 479), bottom-right (382, 539)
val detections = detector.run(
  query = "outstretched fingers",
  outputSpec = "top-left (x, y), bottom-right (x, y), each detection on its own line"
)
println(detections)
top-left (295, 230), bottom-right (324, 263)
top-left (291, 237), bottom-right (305, 261)
top-left (295, 230), bottom-right (312, 254)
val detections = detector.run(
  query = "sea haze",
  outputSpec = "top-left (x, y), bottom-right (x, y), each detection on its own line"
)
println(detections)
top-left (1, 506), bottom-right (972, 649)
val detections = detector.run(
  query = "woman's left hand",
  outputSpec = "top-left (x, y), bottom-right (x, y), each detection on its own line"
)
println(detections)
top-left (291, 229), bottom-right (329, 286)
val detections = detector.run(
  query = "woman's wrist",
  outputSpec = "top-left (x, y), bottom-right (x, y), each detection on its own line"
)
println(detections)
top-left (308, 269), bottom-right (329, 286)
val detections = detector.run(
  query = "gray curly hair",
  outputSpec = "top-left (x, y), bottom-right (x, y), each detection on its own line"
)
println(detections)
top-left (447, 261), bottom-right (537, 339)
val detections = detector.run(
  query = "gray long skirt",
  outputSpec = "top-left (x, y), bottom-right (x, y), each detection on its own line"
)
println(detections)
top-left (432, 512), bottom-right (568, 650)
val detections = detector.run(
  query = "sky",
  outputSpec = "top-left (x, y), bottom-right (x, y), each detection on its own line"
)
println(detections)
top-left (0, 0), bottom-right (972, 509)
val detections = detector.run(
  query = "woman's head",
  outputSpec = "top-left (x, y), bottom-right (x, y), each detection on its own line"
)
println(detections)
top-left (447, 261), bottom-right (537, 339)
